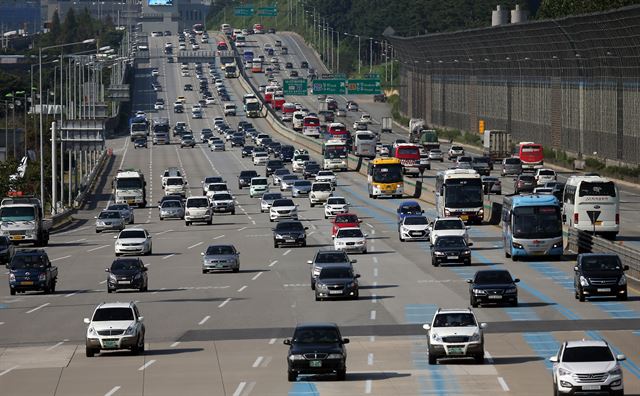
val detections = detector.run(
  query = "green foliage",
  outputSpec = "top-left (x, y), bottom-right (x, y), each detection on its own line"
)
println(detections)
top-left (387, 94), bottom-right (409, 125)
top-left (537, 0), bottom-right (640, 19)
top-left (438, 129), bottom-right (482, 147)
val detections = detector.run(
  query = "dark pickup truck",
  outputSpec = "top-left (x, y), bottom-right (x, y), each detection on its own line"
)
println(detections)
top-left (8, 249), bottom-right (58, 295)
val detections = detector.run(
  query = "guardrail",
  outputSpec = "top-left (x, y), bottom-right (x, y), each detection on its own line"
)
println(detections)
top-left (566, 228), bottom-right (640, 281)
top-left (73, 149), bottom-right (108, 208)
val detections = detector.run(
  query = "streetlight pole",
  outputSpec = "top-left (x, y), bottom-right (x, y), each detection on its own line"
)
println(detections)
top-left (369, 37), bottom-right (373, 73)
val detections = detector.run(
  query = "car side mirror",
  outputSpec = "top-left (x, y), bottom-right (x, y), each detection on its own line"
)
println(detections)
top-left (514, 278), bottom-right (520, 283)
top-left (105, 268), bottom-right (110, 272)
top-left (355, 274), bottom-right (361, 278)
top-left (422, 324), bottom-right (431, 331)
top-left (304, 227), bottom-right (309, 230)
top-left (480, 323), bottom-right (487, 329)
top-left (465, 226), bottom-right (470, 229)
top-left (364, 234), bottom-right (369, 238)
top-left (342, 338), bottom-right (350, 344)
top-left (358, 220), bottom-right (363, 223)
top-left (562, 214), bottom-right (567, 222)
top-left (201, 252), bottom-right (205, 256)
top-left (283, 339), bottom-right (291, 345)
top-left (351, 259), bottom-right (357, 264)
top-left (113, 235), bottom-right (118, 239)
top-left (623, 265), bottom-right (629, 271)
top-left (94, 216), bottom-right (98, 219)
top-left (466, 279), bottom-right (472, 283)
top-left (84, 318), bottom-right (90, 324)
top-left (307, 260), bottom-right (313, 264)
top-left (147, 236), bottom-right (152, 239)
top-left (574, 266), bottom-right (579, 271)
top-left (138, 316), bottom-right (144, 322)
top-left (331, 235), bottom-right (335, 238)
top-left (467, 242), bottom-right (473, 247)
top-left (549, 356), bottom-right (558, 363)
top-left (617, 354), bottom-right (626, 361)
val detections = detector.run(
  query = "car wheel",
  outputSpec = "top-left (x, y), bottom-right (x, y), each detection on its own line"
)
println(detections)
top-left (432, 259), bottom-right (439, 267)
top-left (10, 288), bottom-right (15, 296)
top-left (310, 203), bottom-right (314, 207)
top-left (474, 352), bottom-right (484, 364)
top-left (512, 255), bottom-right (518, 262)
top-left (287, 371), bottom-right (297, 382)
top-left (96, 230), bottom-right (101, 233)
top-left (231, 210), bottom-right (235, 215)
top-left (311, 281), bottom-right (316, 291)
top-left (336, 369), bottom-right (346, 381)
top-left (301, 240), bottom-right (306, 247)
top-left (107, 288), bottom-right (113, 294)
top-left (185, 221), bottom-right (190, 226)
top-left (273, 241), bottom-right (278, 248)
top-left (207, 219), bottom-right (212, 225)
top-left (315, 294), bottom-right (321, 301)
top-left (85, 347), bottom-right (95, 357)
top-left (470, 295), bottom-right (478, 308)
top-left (115, 253), bottom-right (121, 257)
top-left (269, 218), bottom-right (273, 222)
top-left (428, 353), bottom-right (437, 365)
top-left (233, 267), bottom-right (239, 273)
top-left (510, 299), bottom-right (518, 307)
top-left (399, 236), bottom-right (404, 242)
top-left (160, 216), bottom-right (164, 221)
top-left (578, 288), bottom-right (585, 302)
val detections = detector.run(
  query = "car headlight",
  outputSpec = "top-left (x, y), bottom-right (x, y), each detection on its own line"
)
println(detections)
top-left (580, 276), bottom-right (590, 287)
top-left (124, 325), bottom-right (136, 335)
top-left (478, 209), bottom-right (484, 215)
top-left (275, 234), bottom-right (284, 239)
top-left (9, 273), bottom-right (15, 282)
top-left (558, 367), bottom-right (572, 377)
top-left (327, 353), bottom-right (343, 359)
top-left (469, 332), bottom-right (481, 342)
top-left (505, 287), bottom-right (517, 294)
top-left (289, 354), bottom-right (305, 361)
top-left (316, 283), bottom-right (328, 290)
top-left (431, 332), bottom-right (442, 342)
top-left (134, 273), bottom-right (142, 279)
top-left (473, 289), bottom-right (486, 295)
top-left (109, 274), bottom-right (117, 281)
top-left (88, 326), bottom-right (97, 336)
top-left (463, 250), bottom-right (471, 255)
top-left (552, 242), bottom-right (563, 249)
top-left (608, 366), bottom-right (622, 376)
top-left (434, 251), bottom-right (445, 256)
top-left (356, 240), bottom-right (364, 245)
top-left (618, 275), bottom-right (627, 286)
top-left (97, 221), bottom-right (105, 226)
top-left (346, 282), bottom-right (355, 288)
top-left (512, 242), bottom-right (524, 249)
top-left (39, 273), bottom-right (46, 281)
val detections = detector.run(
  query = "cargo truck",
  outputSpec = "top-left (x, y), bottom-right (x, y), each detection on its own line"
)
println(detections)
top-left (113, 169), bottom-right (147, 208)
top-left (0, 197), bottom-right (50, 246)
top-left (129, 116), bottom-right (149, 141)
top-left (409, 118), bottom-right (439, 151)
top-left (483, 130), bottom-right (512, 161)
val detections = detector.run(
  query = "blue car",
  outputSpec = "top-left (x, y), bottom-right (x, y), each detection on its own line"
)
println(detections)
top-left (397, 200), bottom-right (424, 224)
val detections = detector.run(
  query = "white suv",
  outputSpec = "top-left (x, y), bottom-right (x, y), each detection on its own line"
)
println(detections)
top-left (84, 301), bottom-right (146, 357)
top-left (423, 308), bottom-right (486, 364)
top-left (535, 168), bottom-right (557, 186)
top-left (429, 217), bottom-right (470, 245)
top-left (550, 340), bottom-right (625, 396)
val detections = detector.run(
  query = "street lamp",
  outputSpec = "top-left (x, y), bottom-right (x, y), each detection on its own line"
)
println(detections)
top-left (39, 38), bottom-right (96, 210)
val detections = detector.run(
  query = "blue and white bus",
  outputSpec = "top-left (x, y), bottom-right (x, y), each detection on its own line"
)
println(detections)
top-left (502, 194), bottom-right (563, 260)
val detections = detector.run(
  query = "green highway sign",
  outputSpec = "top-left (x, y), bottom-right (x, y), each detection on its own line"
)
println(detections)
top-left (234, 6), bottom-right (254, 16)
top-left (346, 79), bottom-right (381, 94)
top-left (257, 6), bottom-right (278, 16)
top-left (311, 79), bottom-right (346, 95)
top-left (283, 79), bottom-right (308, 96)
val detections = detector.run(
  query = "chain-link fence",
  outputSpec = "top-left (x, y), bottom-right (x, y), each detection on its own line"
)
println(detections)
top-left (386, 5), bottom-right (640, 165)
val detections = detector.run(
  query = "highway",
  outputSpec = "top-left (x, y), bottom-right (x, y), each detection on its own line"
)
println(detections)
top-left (0, 28), bottom-right (639, 396)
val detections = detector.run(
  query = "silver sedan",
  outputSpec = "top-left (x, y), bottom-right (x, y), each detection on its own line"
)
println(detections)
top-left (95, 210), bottom-right (126, 233)
top-left (159, 200), bottom-right (185, 220)
top-left (107, 204), bottom-right (135, 224)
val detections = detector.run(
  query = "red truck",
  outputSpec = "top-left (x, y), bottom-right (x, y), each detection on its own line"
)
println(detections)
top-left (393, 143), bottom-right (421, 176)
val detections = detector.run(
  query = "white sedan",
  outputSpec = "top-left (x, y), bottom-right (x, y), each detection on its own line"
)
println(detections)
top-left (333, 227), bottom-right (367, 254)
top-left (114, 228), bottom-right (152, 256)
top-left (269, 198), bottom-right (298, 222)
top-left (398, 215), bottom-right (430, 242)
top-left (253, 152), bottom-right (269, 166)
top-left (315, 170), bottom-right (337, 186)
top-left (324, 197), bottom-right (349, 218)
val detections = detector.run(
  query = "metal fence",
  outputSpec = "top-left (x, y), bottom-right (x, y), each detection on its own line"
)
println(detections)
top-left (386, 5), bottom-right (640, 166)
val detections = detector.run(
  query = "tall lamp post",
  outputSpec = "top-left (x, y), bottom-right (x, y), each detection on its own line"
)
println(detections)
top-left (39, 38), bottom-right (96, 208)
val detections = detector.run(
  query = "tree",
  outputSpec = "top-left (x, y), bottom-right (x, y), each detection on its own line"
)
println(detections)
top-left (50, 10), bottom-right (61, 43)
top-left (62, 8), bottom-right (78, 44)
top-left (537, 0), bottom-right (640, 19)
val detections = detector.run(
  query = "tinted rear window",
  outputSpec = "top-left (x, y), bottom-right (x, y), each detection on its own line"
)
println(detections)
top-left (579, 181), bottom-right (616, 197)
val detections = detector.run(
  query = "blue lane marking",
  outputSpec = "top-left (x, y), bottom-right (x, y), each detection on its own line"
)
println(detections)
top-left (633, 330), bottom-right (640, 336)
top-left (0, 304), bottom-right (7, 309)
top-left (591, 302), bottom-right (640, 319)
top-left (528, 263), bottom-right (574, 291)
top-left (585, 330), bottom-right (640, 380)
top-left (522, 333), bottom-right (560, 370)
top-left (288, 382), bottom-right (319, 396)
top-left (404, 304), bottom-right (438, 325)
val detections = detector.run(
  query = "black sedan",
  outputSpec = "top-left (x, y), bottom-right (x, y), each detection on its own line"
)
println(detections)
top-left (106, 257), bottom-right (148, 293)
top-left (133, 137), bottom-right (147, 149)
top-left (273, 220), bottom-right (308, 248)
top-left (284, 323), bottom-right (348, 381)
top-left (184, 84), bottom-right (193, 91)
top-left (238, 170), bottom-right (259, 189)
top-left (468, 269), bottom-right (519, 307)
top-left (230, 136), bottom-right (245, 147)
top-left (315, 265), bottom-right (360, 301)
top-left (430, 235), bottom-right (473, 266)
top-left (241, 145), bottom-right (255, 158)
top-left (303, 164), bottom-right (321, 179)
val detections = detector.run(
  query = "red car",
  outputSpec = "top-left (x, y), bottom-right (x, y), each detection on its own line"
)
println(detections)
top-left (331, 213), bottom-right (362, 236)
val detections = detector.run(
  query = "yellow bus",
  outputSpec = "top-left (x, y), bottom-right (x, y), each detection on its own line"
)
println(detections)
top-left (367, 157), bottom-right (404, 199)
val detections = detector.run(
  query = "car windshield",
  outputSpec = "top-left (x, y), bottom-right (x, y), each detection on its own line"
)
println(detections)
top-left (371, 164), bottom-right (403, 183)
top-left (275, 169), bottom-right (289, 176)
top-left (263, 193), bottom-right (283, 201)
top-left (319, 267), bottom-right (352, 279)
top-left (335, 215), bottom-right (358, 224)
top-left (295, 155), bottom-right (310, 162)
top-left (206, 245), bottom-right (235, 255)
top-left (209, 184), bottom-right (228, 191)
top-left (579, 181), bottom-right (616, 197)
top-left (108, 205), bottom-right (129, 211)
top-left (328, 198), bottom-right (346, 205)
top-left (92, 308), bottom-right (134, 322)
top-left (282, 175), bottom-right (298, 182)
top-left (240, 171), bottom-right (258, 178)
top-left (99, 211), bottom-right (121, 219)
top-left (111, 259), bottom-right (141, 271)
top-left (166, 178), bottom-right (183, 186)
top-left (292, 328), bottom-right (340, 344)
top-left (294, 181), bottom-right (311, 187)
top-left (213, 194), bottom-right (232, 201)
top-left (0, 206), bottom-right (36, 221)
top-left (252, 179), bottom-right (268, 186)
top-left (505, 158), bottom-right (521, 164)
top-left (313, 183), bottom-right (331, 192)
top-left (337, 229), bottom-right (363, 238)
top-left (205, 177), bottom-right (222, 183)
top-left (187, 198), bottom-right (208, 207)
top-left (434, 220), bottom-right (464, 230)
top-left (405, 216), bottom-right (428, 225)
top-left (539, 170), bottom-right (555, 176)
top-left (562, 346), bottom-right (613, 362)
top-left (276, 222), bottom-right (304, 231)
top-left (119, 230), bottom-right (146, 239)
top-left (519, 176), bottom-right (535, 182)
top-left (162, 200), bottom-right (182, 208)
top-left (512, 206), bottom-right (562, 239)
top-left (444, 181), bottom-right (483, 208)
top-left (315, 252), bottom-right (349, 263)
top-left (581, 256), bottom-right (622, 271)
top-left (400, 205), bottom-right (421, 214)
top-left (273, 199), bottom-right (295, 207)
top-left (474, 271), bottom-right (513, 284)
top-left (433, 313), bottom-right (477, 327)
top-left (435, 237), bottom-right (466, 248)
top-left (11, 254), bottom-right (47, 269)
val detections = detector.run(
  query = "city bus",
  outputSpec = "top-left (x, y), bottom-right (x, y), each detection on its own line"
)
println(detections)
top-left (562, 175), bottom-right (620, 239)
top-left (193, 23), bottom-right (204, 35)
top-left (517, 142), bottom-right (544, 171)
top-left (502, 194), bottom-right (563, 260)
top-left (435, 169), bottom-right (483, 224)
top-left (322, 139), bottom-right (348, 171)
top-left (367, 158), bottom-right (403, 199)
top-left (251, 58), bottom-right (263, 73)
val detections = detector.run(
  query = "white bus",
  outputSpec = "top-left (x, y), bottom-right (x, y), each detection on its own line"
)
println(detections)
top-left (322, 139), bottom-right (348, 171)
top-left (562, 175), bottom-right (619, 239)
top-left (435, 169), bottom-right (484, 224)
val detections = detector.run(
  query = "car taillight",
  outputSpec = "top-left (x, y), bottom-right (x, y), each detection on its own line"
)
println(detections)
top-left (574, 213), bottom-right (579, 224)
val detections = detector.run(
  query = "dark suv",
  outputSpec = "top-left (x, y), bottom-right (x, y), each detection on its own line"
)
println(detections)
top-left (106, 257), bottom-right (148, 293)
top-left (265, 159), bottom-right (284, 177)
top-left (284, 322), bottom-right (349, 381)
top-left (514, 174), bottom-right (535, 193)
top-left (272, 220), bottom-right (308, 248)
top-left (238, 170), bottom-right (259, 189)
top-left (471, 157), bottom-right (491, 175)
top-left (574, 253), bottom-right (629, 301)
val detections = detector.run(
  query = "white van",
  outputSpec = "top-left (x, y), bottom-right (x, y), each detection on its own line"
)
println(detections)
top-left (292, 111), bottom-right (306, 131)
top-left (184, 196), bottom-right (212, 226)
top-left (562, 175), bottom-right (619, 238)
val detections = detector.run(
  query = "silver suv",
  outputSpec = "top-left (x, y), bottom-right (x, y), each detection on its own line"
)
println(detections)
top-left (550, 340), bottom-right (625, 396)
top-left (84, 301), bottom-right (146, 357)
top-left (423, 308), bottom-right (486, 364)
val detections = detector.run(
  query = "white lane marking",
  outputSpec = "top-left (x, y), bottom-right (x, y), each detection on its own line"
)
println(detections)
top-left (218, 297), bottom-right (231, 308)
top-left (0, 322), bottom-right (4, 325)
top-left (104, 386), bottom-right (121, 396)
top-left (498, 377), bottom-right (510, 392)
top-left (247, 215), bottom-right (253, 220)
top-left (251, 272), bottom-right (263, 281)
top-left (198, 315), bottom-right (210, 325)
top-left (87, 245), bottom-right (109, 252)
top-left (0, 366), bottom-right (18, 376)
top-left (170, 341), bottom-right (180, 348)
top-left (99, 280), bottom-right (107, 284)
top-left (371, 229), bottom-right (376, 235)
top-left (485, 351), bottom-right (495, 364)
top-left (269, 338), bottom-right (277, 345)
top-left (307, 231), bottom-right (316, 236)
top-left (26, 303), bottom-right (50, 314)
top-left (269, 260), bottom-right (278, 267)
top-left (65, 290), bottom-right (83, 298)
top-left (252, 356), bottom-right (263, 368)
top-left (137, 360), bottom-right (156, 371)
top-left (46, 340), bottom-right (68, 351)
top-left (188, 241), bottom-right (203, 249)
top-left (232, 382), bottom-right (246, 396)
top-left (251, 220), bottom-right (256, 225)
top-left (162, 254), bottom-right (176, 260)
top-left (372, 256), bottom-right (378, 264)
top-left (373, 268), bottom-right (378, 277)
top-left (237, 285), bottom-right (247, 292)
top-left (237, 227), bottom-right (247, 231)
top-left (371, 294), bottom-right (377, 303)
top-left (372, 281), bottom-right (378, 288)
top-left (365, 379), bottom-right (372, 394)
top-left (213, 234), bottom-right (225, 240)
top-left (156, 229), bottom-right (173, 235)
top-left (68, 238), bottom-right (86, 244)
top-left (51, 255), bottom-right (72, 262)
top-left (365, 222), bottom-right (374, 229)
top-left (370, 310), bottom-right (376, 320)
top-left (369, 336), bottom-right (375, 343)
top-left (282, 249), bottom-right (292, 256)
top-left (368, 353), bottom-right (374, 365)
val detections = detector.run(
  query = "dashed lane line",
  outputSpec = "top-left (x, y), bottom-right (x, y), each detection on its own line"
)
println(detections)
top-left (137, 360), bottom-right (156, 371)
top-left (26, 303), bottom-right (50, 314)
top-left (0, 366), bottom-right (19, 376)
top-left (87, 245), bottom-right (109, 252)
top-left (252, 356), bottom-right (263, 368)
top-left (104, 386), bottom-right (121, 396)
top-left (198, 315), bottom-right (210, 325)
top-left (237, 285), bottom-right (247, 292)
top-left (251, 272), bottom-right (263, 281)
top-left (187, 241), bottom-right (203, 249)
top-left (218, 297), bottom-right (231, 308)
top-left (51, 255), bottom-right (72, 262)
top-left (232, 382), bottom-right (246, 396)
top-left (498, 377), bottom-right (510, 392)
top-left (269, 260), bottom-right (278, 267)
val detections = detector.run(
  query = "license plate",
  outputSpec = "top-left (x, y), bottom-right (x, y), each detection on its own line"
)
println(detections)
top-left (532, 251), bottom-right (544, 255)
top-left (447, 347), bottom-right (464, 355)
top-left (20, 281), bottom-right (34, 285)
top-left (329, 290), bottom-right (343, 295)
top-left (286, 239), bottom-right (295, 243)
top-left (488, 295), bottom-right (502, 299)
top-left (448, 255), bottom-right (458, 259)
top-left (597, 288), bottom-right (611, 292)
top-left (309, 360), bottom-right (322, 367)
top-left (582, 385), bottom-right (601, 391)
top-left (127, 200), bottom-right (135, 204)
top-left (118, 280), bottom-right (131, 284)
top-left (595, 220), bottom-right (603, 225)
top-left (10, 235), bottom-right (23, 240)
top-left (103, 340), bottom-right (118, 348)
top-left (460, 215), bottom-right (468, 221)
